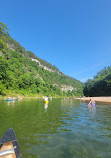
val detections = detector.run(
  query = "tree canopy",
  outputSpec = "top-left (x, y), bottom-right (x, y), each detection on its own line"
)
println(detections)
top-left (84, 66), bottom-right (111, 96)
top-left (0, 22), bottom-right (9, 34)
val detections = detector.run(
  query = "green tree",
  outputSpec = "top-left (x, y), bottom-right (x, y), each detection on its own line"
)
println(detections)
top-left (0, 22), bottom-right (9, 34)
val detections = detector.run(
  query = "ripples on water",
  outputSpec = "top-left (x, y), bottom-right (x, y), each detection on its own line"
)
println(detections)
top-left (0, 98), bottom-right (111, 158)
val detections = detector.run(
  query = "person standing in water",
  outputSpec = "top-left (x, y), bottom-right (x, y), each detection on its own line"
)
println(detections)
top-left (88, 99), bottom-right (95, 107)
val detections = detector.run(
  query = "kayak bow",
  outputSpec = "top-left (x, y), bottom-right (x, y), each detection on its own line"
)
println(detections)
top-left (0, 128), bottom-right (22, 158)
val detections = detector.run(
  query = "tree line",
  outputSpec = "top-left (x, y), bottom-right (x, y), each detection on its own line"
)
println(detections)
top-left (84, 66), bottom-right (111, 96)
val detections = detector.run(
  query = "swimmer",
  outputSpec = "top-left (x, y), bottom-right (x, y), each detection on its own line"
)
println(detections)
top-left (88, 99), bottom-right (95, 107)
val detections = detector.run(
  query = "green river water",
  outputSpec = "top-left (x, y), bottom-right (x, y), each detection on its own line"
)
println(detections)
top-left (0, 98), bottom-right (111, 158)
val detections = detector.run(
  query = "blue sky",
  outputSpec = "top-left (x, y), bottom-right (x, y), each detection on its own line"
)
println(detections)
top-left (0, 0), bottom-right (111, 82)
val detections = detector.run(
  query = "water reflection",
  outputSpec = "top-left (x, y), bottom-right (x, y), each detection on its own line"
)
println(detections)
top-left (88, 105), bottom-right (96, 112)
top-left (61, 98), bottom-right (80, 106)
top-left (7, 100), bottom-right (15, 106)
top-left (44, 102), bottom-right (48, 111)
top-left (6, 98), bottom-right (23, 106)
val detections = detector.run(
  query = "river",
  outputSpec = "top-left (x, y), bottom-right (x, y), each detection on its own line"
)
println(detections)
top-left (0, 98), bottom-right (111, 158)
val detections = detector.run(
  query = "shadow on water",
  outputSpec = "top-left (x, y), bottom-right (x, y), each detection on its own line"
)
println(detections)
top-left (0, 98), bottom-right (111, 158)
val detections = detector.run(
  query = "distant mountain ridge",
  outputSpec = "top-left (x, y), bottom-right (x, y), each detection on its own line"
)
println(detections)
top-left (0, 22), bottom-right (83, 96)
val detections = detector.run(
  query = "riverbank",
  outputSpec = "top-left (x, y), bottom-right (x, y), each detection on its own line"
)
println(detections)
top-left (0, 94), bottom-right (70, 101)
top-left (0, 94), bottom-right (42, 100)
top-left (77, 97), bottom-right (111, 103)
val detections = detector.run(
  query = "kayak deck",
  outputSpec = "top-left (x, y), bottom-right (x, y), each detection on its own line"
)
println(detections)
top-left (0, 142), bottom-right (16, 158)
top-left (0, 128), bottom-right (22, 158)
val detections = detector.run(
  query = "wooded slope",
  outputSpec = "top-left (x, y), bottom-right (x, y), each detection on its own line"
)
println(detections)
top-left (0, 22), bottom-right (83, 96)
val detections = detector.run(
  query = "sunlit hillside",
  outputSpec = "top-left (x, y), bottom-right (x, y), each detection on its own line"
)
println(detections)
top-left (0, 22), bottom-right (84, 97)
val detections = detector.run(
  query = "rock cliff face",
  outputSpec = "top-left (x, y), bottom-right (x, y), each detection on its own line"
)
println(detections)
top-left (31, 59), bottom-right (75, 92)
top-left (31, 58), bottom-right (61, 74)
top-left (7, 43), bottom-right (15, 51)
top-left (5, 46), bottom-right (81, 93)
top-left (61, 85), bottom-right (74, 91)
top-left (6, 44), bottom-right (75, 92)
top-left (31, 58), bottom-right (55, 72)
top-left (7, 42), bottom-right (61, 75)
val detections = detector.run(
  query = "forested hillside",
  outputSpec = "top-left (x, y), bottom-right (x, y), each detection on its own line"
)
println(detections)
top-left (0, 22), bottom-right (83, 97)
top-left (84, 67), bottom-right (111, 96)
